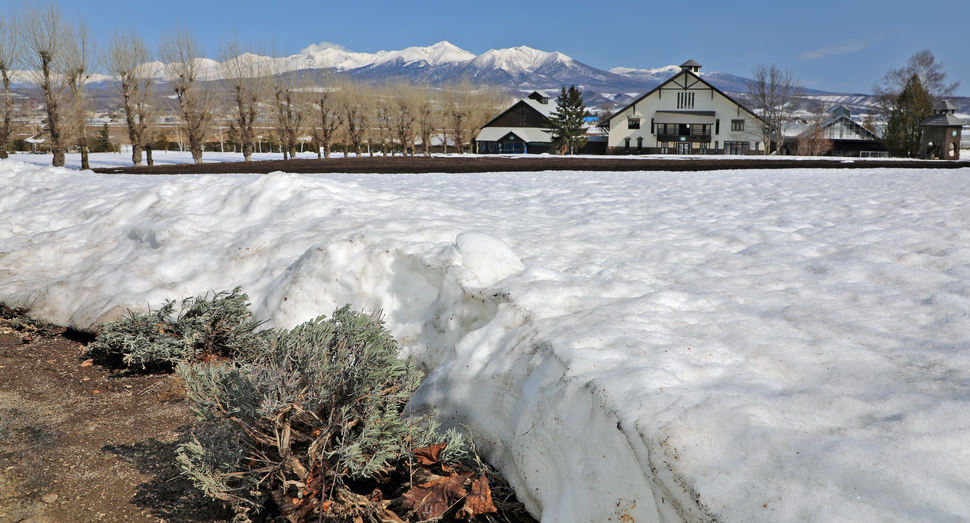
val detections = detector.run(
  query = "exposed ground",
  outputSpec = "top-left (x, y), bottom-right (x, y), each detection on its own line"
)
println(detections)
top-left (0, 306), bottom-right (234, 523)
top-left (0, 307), bottom-right (536, 523)
top-left (92, 155), bottom-right (970, 176)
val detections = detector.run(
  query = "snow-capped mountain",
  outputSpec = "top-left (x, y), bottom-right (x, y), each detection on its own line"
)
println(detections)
top-left (74, 40), bottom-right (943, 114)
top-left (459, 46), bottom-right (630, 89)
top-left (297, 41), bottom-right (475, 72)
top-left (284, 42), bottom-right (642, 91)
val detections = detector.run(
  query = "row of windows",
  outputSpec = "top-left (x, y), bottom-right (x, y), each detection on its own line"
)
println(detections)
top-left (620, 138), bottom-right (753, 154)
top-left (625, 117), bottom-right (747, 134)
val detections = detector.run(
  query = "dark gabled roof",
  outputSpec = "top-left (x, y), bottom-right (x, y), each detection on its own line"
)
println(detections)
top-left (919, 113), bottom-right (966, 127)
top-left (604, 67), bottom-right (763, 125)
top-left (680, 59), bottom-right (702, 69)
top-left (480, 96), bottom-right (554, 129)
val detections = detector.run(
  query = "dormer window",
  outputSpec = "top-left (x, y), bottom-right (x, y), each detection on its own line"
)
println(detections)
top-left (528, 91), bottom-right (550, 104)
top-left (628, 117), bottom-right (641, 130)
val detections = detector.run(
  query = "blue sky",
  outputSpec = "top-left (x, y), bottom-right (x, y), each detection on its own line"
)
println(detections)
top-left (72, 0), bottom-right (970, 96)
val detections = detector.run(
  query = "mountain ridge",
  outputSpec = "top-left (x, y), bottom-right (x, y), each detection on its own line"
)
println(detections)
top-left (23, 40), bottom-right (968, 115)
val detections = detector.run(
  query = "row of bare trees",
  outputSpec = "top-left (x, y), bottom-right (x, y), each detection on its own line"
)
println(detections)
top-left (0, 3), bottom-right (95, 167)
top-left (0, 3), bottom-right (508, 168)
top-left (0, 2), bottom-right (125, 167)
top-left (219, 51), bottom-right (507, 164)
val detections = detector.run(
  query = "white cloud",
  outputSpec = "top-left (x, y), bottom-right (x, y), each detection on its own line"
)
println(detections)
top-left (300, 41), bottom-right (347, 54)
top-left (798, 36), bottom-right (885, 61)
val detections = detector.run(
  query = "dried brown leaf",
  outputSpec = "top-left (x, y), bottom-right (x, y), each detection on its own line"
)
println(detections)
top-left (413, 442), bottom-right (447, 466)
top-left (401, 471), bottom-right (472, 521)
top-left (457, 474), bottom-right (497, 519)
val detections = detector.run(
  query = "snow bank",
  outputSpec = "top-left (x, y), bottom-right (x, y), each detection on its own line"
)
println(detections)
top-left (4, 157), bottom-right (970, 522)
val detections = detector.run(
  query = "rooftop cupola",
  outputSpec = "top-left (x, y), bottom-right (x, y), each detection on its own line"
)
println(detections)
top-left (933, 100), bottom-right (958, 115)
top-left (680, 59), bottom-right (702, 73)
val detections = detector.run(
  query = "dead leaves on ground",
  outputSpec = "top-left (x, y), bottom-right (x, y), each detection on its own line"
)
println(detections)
top-left (402, 442), bottom-right (496, 521)
top-left (272, 442), bottom-right (503, 523)
top-left (0, 303), bottom-right (66, 341)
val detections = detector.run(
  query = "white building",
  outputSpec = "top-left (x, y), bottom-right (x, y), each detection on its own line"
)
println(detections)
top-left (603, 60), bottom-right (763, 155)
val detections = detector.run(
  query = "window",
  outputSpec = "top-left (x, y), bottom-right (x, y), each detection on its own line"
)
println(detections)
top-left (628, 117), bottom-right (641, 129)
top-left (677, 92), bottom-right (695, 109)
top-left (724, 141), bottom-right (749, 155)
top-left (636, 136), bottom-right (643, 153)
top-left (715, 119), bottom-right (720, 135)
top-left (731, 120), bottom-right (744, 132)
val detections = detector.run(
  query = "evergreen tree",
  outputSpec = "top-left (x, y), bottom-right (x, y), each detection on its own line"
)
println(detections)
top-left (90, 122), bottom-right (114, 153)
top-left (547, 85), bottom-right (588, 155)
top-left (883, 74), bottom-right (933, 158)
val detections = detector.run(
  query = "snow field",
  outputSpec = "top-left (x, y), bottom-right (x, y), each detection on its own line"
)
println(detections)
top-left (3, 155), bottom-right (970, 522)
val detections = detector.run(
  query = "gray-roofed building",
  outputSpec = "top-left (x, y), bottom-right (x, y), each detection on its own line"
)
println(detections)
top-left (919, 100), bottom-right (963, 160)
top-left (475, 90), bottom-right (605, 154)
top-left (787, 105), bottom-right (886, 157)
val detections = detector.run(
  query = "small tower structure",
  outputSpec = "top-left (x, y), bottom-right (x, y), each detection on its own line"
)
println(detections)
top-left (919, 100), bottom-right (963, 160)
top-left (680, 59), bottom-right (702, 74)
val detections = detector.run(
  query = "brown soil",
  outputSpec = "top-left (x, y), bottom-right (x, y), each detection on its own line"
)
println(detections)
top-left (92, 155), bottom-right (970, 176)
top-left (0, 309), bottom-right (235, 523)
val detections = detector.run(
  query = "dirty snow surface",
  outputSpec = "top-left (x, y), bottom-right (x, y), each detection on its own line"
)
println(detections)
top-left (3, 154), bottom-right (970, 523)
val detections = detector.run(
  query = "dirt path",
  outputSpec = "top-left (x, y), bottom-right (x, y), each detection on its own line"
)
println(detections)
top-left (0, 313), bottom-right (232, 523)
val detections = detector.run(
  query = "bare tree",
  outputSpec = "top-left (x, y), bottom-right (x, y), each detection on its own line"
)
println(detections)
top-left (108, 29), bottom-right (159, 166)
top-left (268, 49), bottom-right (310, 160)
top-left (440, 78), bottom-right (507, 154)
top-left (219, 36), bottom-right (268, 162)
top-left (309, 72), bottom-right (344, 158)
top-left (797, 101), bottom-right (833, 156)
top-left (872, 50), bottom-right (960, 120)
top-left (746, 63), bottom-right (803, 155)
top-left (440, 78), bottom-right (472, 154)
top-left (373, 81), bottom-right (393, 155)
top-left (468, 82), bottom-right (507, 153)
top-left (62, 20), bottom-right (96, 170)
top-left (21, 2), bottom-right (70, 167)
top-left (413, 86), bottom-right (439, 157)
top-left (391, 81), bottom-right (418, 156)
top-left (0, 7), bottom-right (20, 159)
top-left (159, 25), bottom-right (214, 165)
top-left (340, 80), bottom-right (373, 157)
